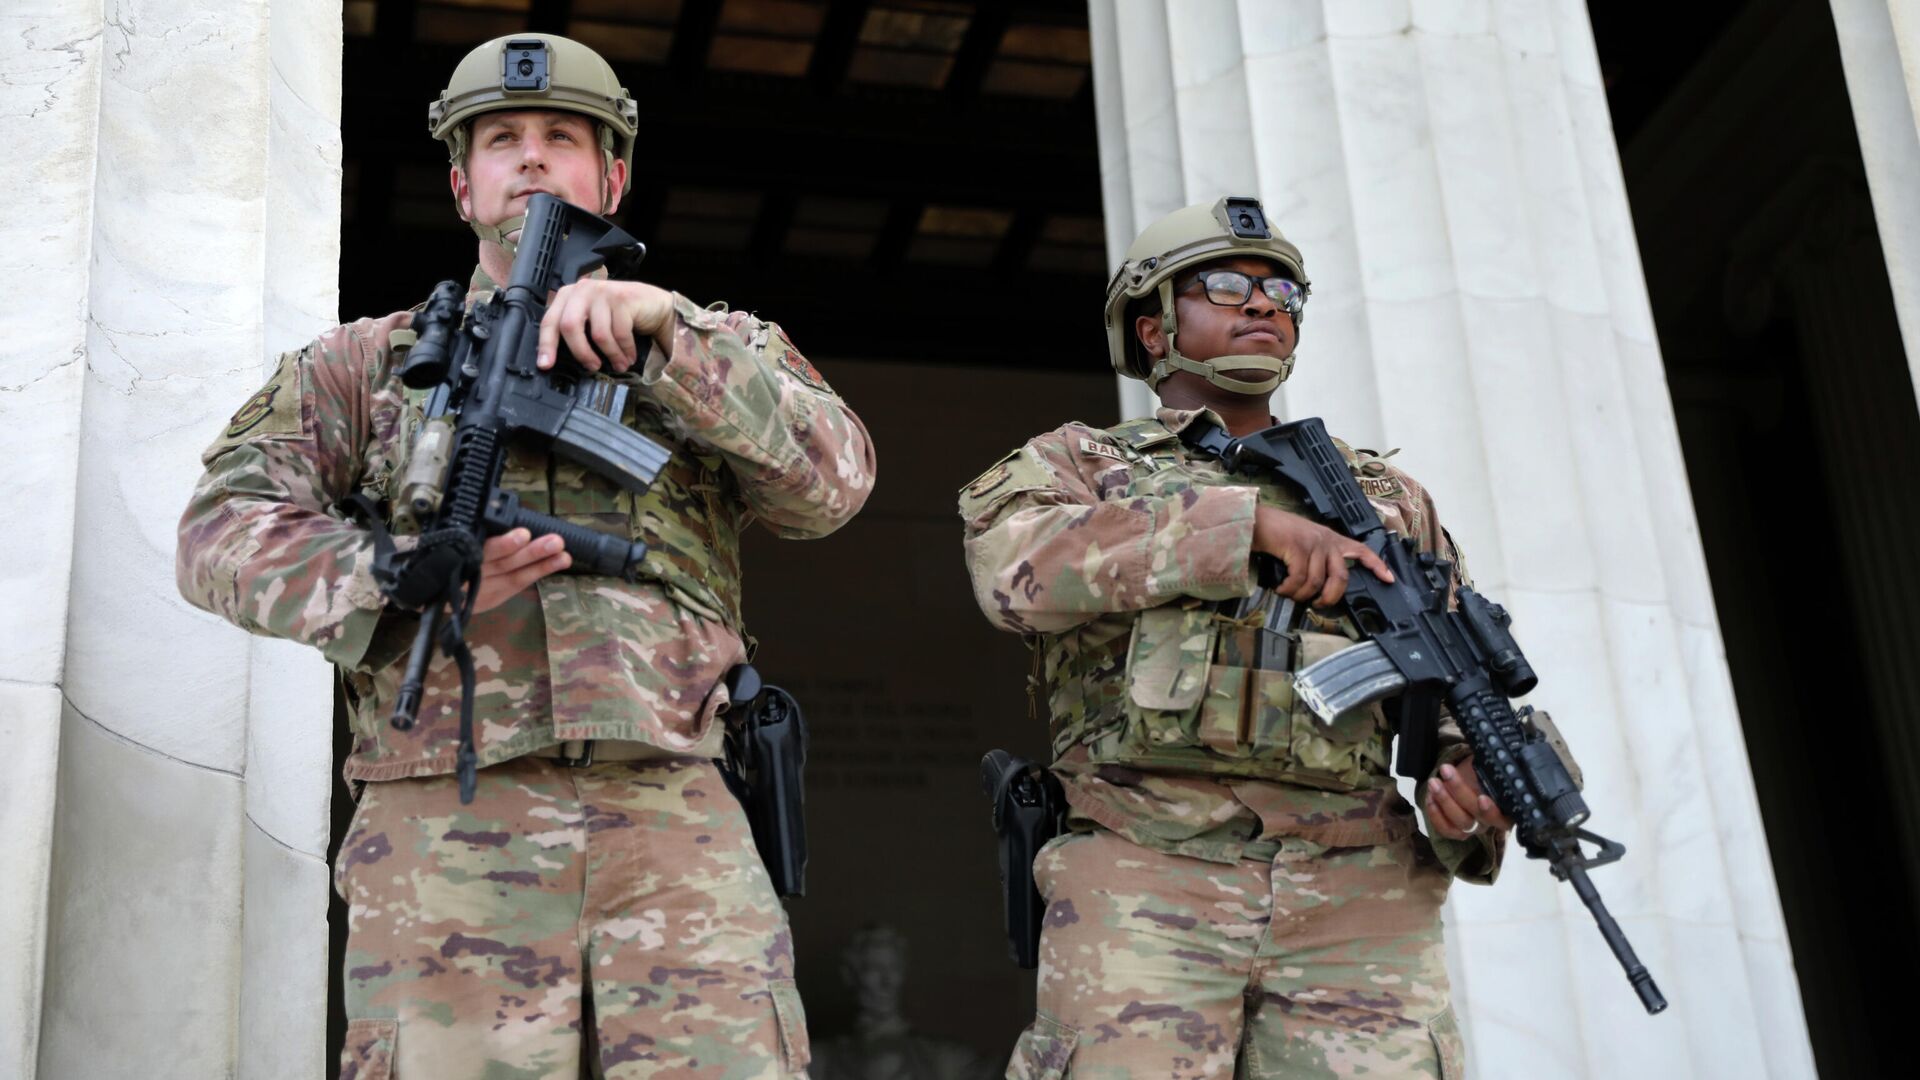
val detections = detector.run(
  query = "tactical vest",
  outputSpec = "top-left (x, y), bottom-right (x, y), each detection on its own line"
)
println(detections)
top-left (1041, 418), bottom-right (1392, 791)
top-left (391, 381), bottom-right (746, 631)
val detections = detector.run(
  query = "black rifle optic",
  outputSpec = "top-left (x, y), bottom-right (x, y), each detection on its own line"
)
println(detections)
top-left (357, 194), bottom-right (673, 804)
top-left (1183, 417), bottom-right (1667, 1016)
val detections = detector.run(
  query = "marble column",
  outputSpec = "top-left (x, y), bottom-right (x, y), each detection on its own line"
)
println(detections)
top-left (1088, 2), bottom-right (1815, 1077)
top-left (0, 2), bottom-right (341, 1078)
top-left (1, 5), bottom-right (100, 1075)
top-left (1829, 0), bottom-right (1920, 406)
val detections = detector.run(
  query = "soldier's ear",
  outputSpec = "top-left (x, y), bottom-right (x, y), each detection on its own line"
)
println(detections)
top-left (601, 158), bottom-right (627, 216)
top-left (1135, 313), bottom-right (1166, 360)
top-left (450, 165), bottom-right (472, 222)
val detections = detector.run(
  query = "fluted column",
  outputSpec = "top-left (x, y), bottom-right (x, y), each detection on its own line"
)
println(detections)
top-left (1089, 2), bottom-right (1814, 1077)
top-left (0, 2), bottom-right (341, 1077)
top-left (1, 5), bottom-right (101, 1075)
top-left (1829, 0), bottom-right (1920, 405)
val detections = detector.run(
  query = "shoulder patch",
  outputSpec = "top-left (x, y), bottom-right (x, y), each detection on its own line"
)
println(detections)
top-left (958, 445), bottom-right (1055, 521)
top-left (1357, 474), bottom-right (1404, 498)
top-left (777, 349), bottom-right (832, 393)
top-left (202, 349), bottom-right (310, 464)
top-left (764, 322), bottom-right (833, 394)
top-left (967, 461), bottom-right (1013, 498)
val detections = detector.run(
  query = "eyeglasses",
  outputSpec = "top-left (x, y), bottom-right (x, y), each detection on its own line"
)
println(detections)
top-left (1184, 270), bottom-right (1307, 315)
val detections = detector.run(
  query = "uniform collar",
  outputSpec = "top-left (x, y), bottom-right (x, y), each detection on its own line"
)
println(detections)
top-left (466, 264), bottom-right (497, 304)
top-left (1154, 405), bottom-right (1252, 437)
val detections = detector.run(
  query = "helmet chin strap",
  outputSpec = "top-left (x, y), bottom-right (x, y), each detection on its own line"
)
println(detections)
top-left (1152, 349), bottom-right (1294, 395)
top-left (467, 160), bottom-right (617, 259)
top-left (471, 214), bottom-right (527, 258)
top-left (1144, 280), bottom-right (1296, 396)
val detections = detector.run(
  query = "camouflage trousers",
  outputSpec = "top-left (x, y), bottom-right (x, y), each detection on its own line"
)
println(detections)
top-left (333, 756), bottom-right (811, 1079)
top-left (1006, 830), bottom-right (1462, 1079)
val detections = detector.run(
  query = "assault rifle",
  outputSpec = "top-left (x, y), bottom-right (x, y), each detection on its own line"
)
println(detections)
top-left (1182, 417), bottom-right (1668, 1015)
top-left (356, 194), bottom-right (673, 803)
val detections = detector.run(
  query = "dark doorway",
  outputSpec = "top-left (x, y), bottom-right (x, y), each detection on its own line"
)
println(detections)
top-left (331, 2), bottom-right (1112, 1074)
top-left (1591, 1), bottom-right (1920, 1075)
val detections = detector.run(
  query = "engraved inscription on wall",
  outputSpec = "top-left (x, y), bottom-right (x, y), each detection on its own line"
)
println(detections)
top-left (772, 674), bottom-right (984, 790)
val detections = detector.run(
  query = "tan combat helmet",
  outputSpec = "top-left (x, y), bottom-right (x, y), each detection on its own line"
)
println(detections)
top-left (1104, 195), bottom-right (1311, 395)
top-left (429, 33), bottom-right (640, 248)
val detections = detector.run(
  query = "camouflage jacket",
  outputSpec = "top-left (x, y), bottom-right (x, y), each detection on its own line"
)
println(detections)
top-left (179, 268), bottom-right (875, 781)
top-left (959, 407), bottom-right (1501, 881)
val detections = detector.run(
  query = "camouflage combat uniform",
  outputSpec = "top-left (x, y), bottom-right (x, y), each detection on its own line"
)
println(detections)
top-left (180, 266), bottom-right (875, 1078)
top-left (959, 407), bottom-right (1502, 1079)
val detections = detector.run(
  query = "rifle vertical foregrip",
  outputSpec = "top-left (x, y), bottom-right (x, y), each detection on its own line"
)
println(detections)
top-left (486, 494), bottom-right (649, 579)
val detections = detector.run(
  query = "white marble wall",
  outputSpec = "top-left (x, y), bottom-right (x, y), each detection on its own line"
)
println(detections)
top-left (1830, 0), bottom-right (1920, 407)
top-left (0, 6), bottom-right (101, 1074)
top-left (1089, 2), bottom-right (1815, 1077)
top-left (0, 2), bottom-right (341, 1077)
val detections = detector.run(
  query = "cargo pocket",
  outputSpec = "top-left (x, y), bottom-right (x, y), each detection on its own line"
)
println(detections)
top-left (338, 1017), bottom-right (396, 1080)
top-left (1281, 632), bottom-right (1389, 790)
top-left (769, 977), bottom-right (812, 1075)
top-left (1123, 603), bottom-right (1216, 750)
top-left (1426, 1005), bottom-right (1465, 1080)
top-left (1006, 1012), bottom-right (1079, 1080)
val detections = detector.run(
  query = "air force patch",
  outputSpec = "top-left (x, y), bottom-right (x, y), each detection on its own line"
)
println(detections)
top-left (201, 348), bottom-right (310, 464)
top-left (1357, 475), bottom-right (1403, 498)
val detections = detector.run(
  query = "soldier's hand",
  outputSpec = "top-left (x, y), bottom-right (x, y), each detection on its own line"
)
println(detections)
top-left (473, 528), bottom-right (570, 614)
top-left (536, 279), bottom-right (676, 374)
top-left (1251, 505), bottom-right (1393, 606)
top-left (1425, 758), bottom-right (1514, 841)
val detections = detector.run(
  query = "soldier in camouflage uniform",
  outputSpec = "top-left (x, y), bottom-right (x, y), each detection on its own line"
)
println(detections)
top-left (177, 33), bottom-right (873, 1079)
top-left (960, 197), bottom-right (1509, 1079)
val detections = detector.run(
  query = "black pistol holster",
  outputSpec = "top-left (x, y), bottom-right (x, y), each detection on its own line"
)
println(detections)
top-left (981, 750), bottom-right (1066, 969)
top-left (719, 664), bottom-right (808, 898)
